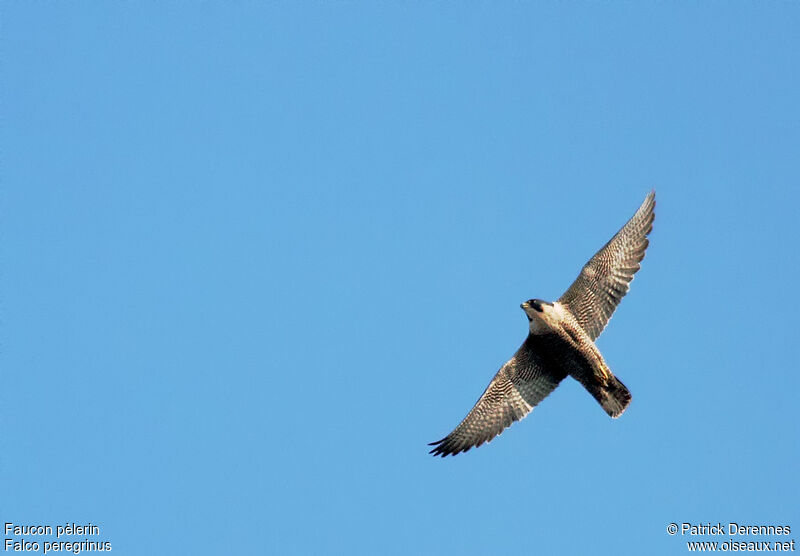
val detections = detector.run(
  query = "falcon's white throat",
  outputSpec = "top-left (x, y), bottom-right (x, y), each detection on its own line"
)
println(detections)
top-left (525, 301), bottom-right (569, 335)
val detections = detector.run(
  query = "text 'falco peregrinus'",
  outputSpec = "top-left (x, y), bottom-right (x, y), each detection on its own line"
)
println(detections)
top-left (429, 191), bottom-right (655, 457)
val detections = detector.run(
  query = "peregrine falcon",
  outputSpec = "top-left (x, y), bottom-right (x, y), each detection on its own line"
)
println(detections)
top-left (429, 191), bottom-right (655, 457)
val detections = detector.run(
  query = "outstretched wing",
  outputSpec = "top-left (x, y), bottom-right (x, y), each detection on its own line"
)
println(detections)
top-left (429, 346), bottom-right (566, 457)
top-left (559, 191), bottom-right (655, 341)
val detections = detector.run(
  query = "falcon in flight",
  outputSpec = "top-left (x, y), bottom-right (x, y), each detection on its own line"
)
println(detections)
top-left (429, 191), bottom-right (655, 457)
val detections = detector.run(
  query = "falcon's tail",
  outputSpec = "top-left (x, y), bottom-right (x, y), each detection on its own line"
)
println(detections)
top-left (584, 375), bottom-right (631, 418)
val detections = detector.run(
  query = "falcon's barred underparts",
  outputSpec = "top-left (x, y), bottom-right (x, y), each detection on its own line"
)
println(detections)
top-left (429, 191), bottom-right (655, 457)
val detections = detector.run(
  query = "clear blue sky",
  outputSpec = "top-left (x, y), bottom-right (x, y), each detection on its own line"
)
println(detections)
top-left (3, 3), bottom-right (798, 555)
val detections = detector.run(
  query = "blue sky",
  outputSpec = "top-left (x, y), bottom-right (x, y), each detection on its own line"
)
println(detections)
top-left (3, 3), bottom-right (798, 555)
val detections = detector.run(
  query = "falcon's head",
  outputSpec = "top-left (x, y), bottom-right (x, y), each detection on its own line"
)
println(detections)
top-left (521, 299), bottom-right (560, 332)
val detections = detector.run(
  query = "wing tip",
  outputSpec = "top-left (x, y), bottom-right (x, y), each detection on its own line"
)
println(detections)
top-left (428, 438), bottom-right (458, 457)
top-left (428, 436), bottom-right (451, 457)
top-left (637, 190), bottom-right (656, 237)
top-left (641, 190), bottom-right (656, 216)
top-left (428, 435), bottom-right (490, 457)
